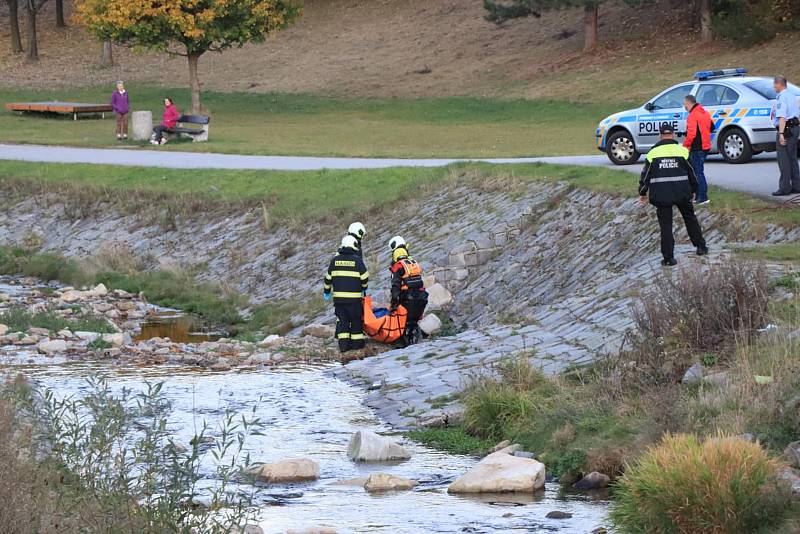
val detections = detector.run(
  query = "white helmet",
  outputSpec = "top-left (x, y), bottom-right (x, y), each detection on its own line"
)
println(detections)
top-left (341, 234), bottom-right (359, 250)
top-left (388, 236), bottom-right (406, 251)
top-left (348, 222), bottom-right (366, 240)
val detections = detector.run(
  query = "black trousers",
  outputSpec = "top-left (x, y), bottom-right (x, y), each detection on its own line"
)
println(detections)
top-left (153, 125), bottom-right (170, 142)
top-left (655, 200), bottom-right (707, 261)
top-left (334, 301), bottom-right (364, 353)
top-left (776, 126), bottom-right (800, 193)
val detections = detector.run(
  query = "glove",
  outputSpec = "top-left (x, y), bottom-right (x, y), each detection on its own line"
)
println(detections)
top-left (362, 290), bottom-right (367, 297)
top-left (323, 292), bottom-right (331, 302)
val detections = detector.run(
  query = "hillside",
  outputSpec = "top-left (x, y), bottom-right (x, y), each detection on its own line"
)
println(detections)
top-left (1, 0), bottom-right (798, 104)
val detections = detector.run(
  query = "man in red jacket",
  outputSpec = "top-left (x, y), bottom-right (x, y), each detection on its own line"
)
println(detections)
top-left (683, 95), bottom-right (713, 205)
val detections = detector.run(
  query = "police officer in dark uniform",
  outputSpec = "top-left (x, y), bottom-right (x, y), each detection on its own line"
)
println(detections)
top-left (639, 124), bottom-right (708, 266)
top-left (323, 235), bottom-right (369, 352)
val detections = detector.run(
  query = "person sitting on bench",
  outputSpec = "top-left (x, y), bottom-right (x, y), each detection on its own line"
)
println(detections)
top-left (151, 97), bottom-right (179, 145)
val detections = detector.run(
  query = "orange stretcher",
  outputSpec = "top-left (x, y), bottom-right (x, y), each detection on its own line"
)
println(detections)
top-left (362, 296), bottom-right (408, 344)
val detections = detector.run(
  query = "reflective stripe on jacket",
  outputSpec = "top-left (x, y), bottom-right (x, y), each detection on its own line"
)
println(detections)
top-left (324, 248), bottom-right (369, 302)
top-left (390, 256), bottom-right (424, 304)
top-left (639, 140), bottom-right (698, 206)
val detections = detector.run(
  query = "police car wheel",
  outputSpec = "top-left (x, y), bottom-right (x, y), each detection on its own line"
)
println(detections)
top-left (719, 128), bottom-right (753, 164)
top-left (606, 131), bottom-right (640, 165)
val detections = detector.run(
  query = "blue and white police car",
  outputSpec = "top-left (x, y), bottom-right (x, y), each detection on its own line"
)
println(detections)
top-left (596, 68), bottom-right (800, 165)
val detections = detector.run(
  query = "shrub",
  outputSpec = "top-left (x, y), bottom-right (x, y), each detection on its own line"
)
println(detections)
top-left (462, 356), bottom-right (556, 439)
top-left (611, 433), bottom-right (788, 534)
top-left (712, 0), bottom-right (777, 47)
top-left (2, 377), bottom-right (262, 532)
top-left (0, 306), bottom-right (115, 333)
top-left (633, 261), bottom-right (768, 352)
top-left (404, 426), bottom-right (496, 456)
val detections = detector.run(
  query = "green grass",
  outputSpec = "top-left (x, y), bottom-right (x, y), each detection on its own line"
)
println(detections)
top-left (0, 245), bottom-right (311, 334)
top-left (0, 86), bottom-right (619, 158)
top-left (0, 306), bottom-right (114, 334)
top-left (735, 243), bottom-right (800, 262)
top-left (404, 426), bottom-right (496, 456)
top-left (461, 357), bottom-right (646, 478)
top-left (87, 338), bottom-right (113, 350)
top-left (2, 160), bottom-right (796, 227)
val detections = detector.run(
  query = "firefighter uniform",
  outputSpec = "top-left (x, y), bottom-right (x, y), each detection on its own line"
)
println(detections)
top-left (639, 130), bottom-right (708, 265)
top-left (324, 245), bottom-right (369, 352)
top-left (390, 247), bottom-right (428, 344)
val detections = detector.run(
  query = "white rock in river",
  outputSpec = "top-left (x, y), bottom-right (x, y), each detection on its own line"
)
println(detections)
top-left (102, 333), bottom-right (126, 346)
top-left (88, 283), bottom-right (108, 297)
top-left (363, 473), bottom-right (418, 492)
top-left (74, 331), bottom-right (100, 341)
top-left (302, 323), bottom-right (335, 338)
top-left (448, 449), bottom-right (546, 493)
top-left (60, 289), bottom-right (84, 303)
top-left (37, 339), bottom-right (68, 355)
top-left (258, 334), bottom-right (284, 348)
top-left (346, 430), bottom-right (411, 462)
top-left (245, 458), bottom-right (320, 483)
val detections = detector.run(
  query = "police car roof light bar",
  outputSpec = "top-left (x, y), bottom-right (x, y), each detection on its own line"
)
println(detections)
top-left (693, 68), bottom-right (748, 81)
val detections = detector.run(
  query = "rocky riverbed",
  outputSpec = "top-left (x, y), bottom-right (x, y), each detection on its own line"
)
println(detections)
top-left (0, 274), bottom-right (614, 533)
top-left (0, 276), bottom-right (340, 370)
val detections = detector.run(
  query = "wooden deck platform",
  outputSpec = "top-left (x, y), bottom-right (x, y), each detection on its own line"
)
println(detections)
top-left (5, 101), bottom-right (113, 120)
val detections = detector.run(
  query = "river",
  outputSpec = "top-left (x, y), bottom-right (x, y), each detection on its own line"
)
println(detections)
top-left (0, 275), bottom-right (611, 533)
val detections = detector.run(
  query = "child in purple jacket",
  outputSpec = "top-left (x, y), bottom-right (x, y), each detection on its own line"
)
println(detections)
top-left (111, 81), bottom-right (130, 140)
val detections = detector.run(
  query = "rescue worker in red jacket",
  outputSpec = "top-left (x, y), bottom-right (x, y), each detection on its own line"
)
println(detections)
top-left (388, 236), bottom-right (428, 346)
top-left (682, 94), bottom-right (713, 205)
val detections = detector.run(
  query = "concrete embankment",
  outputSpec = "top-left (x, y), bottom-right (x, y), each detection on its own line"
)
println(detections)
top-left (1, 179), bottom-right (798, 427)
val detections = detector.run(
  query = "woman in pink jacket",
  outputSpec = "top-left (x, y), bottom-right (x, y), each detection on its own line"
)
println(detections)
top-left (151, 97), bottom-right (180, 145)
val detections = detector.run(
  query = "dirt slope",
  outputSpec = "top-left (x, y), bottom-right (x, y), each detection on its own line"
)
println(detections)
top-left (0, 0), bottom-right (798, 103)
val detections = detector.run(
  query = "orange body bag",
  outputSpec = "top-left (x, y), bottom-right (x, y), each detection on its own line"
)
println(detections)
top-left (362, 296), bottom-right (408, 344)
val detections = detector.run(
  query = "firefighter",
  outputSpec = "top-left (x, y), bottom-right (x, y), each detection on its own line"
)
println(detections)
top-left (389, 236), bottom-right (428, 346)
top-left (639, 124), bottom-right (708, 266)
top-left (323, 235), bottom-right (369, 352)
top-left (347, 222), bottom-right (366, 257)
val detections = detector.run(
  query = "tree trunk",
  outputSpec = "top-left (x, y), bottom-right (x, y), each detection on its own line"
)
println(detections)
top-left (55, 0), bottom-right (65, 27)
top-left (187, 52), bottom-right (203, 114)
top-left (583, 3), bottom-right (598, 52)
top-left (7, 0), bottom-right (23, 54)
top-left (25, 0), bottom-right (38, 61)
top-left (700, 0), bottom-right (713, 44)
top-left (100, 40), bottom-right (113, 67)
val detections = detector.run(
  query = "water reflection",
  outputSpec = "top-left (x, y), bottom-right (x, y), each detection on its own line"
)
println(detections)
top-left (134, 313), bottom-right (223, 343)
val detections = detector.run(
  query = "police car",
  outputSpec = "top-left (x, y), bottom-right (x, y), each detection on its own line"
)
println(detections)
top-left (596, 68), bottom-right (800, 165)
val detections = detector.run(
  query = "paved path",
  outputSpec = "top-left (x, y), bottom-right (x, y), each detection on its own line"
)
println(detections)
top-left (0, 143), bottom-right (795, 201)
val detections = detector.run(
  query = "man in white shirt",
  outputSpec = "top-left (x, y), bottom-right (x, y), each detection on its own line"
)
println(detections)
top-left (771, 75), bottom-right (800, 196)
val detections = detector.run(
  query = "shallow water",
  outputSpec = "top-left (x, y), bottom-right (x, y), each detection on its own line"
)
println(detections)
top-left (2, 352), bottom-right (611, 534)
top-left (134, 312), bottom-right (223, 343)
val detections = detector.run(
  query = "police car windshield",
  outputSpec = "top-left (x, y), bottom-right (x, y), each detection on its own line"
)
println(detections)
top-left (745, 79), bottom-right (800, 99)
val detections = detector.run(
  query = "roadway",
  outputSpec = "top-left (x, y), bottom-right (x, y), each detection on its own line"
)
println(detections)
top-left (0, 143), bottom-right (794, 201)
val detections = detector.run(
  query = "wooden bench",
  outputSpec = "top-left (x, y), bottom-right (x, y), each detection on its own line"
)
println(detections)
top-left (167, 114), bottom-right (210, 142)
top-left (5, 101), bottom-right (113, 121)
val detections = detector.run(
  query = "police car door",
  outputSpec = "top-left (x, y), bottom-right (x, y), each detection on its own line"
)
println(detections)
top-left (695, 83), bottom-right (740, 148)
top-left (637, 83), bottom-right (695, 150)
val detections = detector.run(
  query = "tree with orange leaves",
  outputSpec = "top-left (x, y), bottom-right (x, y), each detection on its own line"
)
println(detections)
top-left (75, 0), bottom-right (302, 112)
